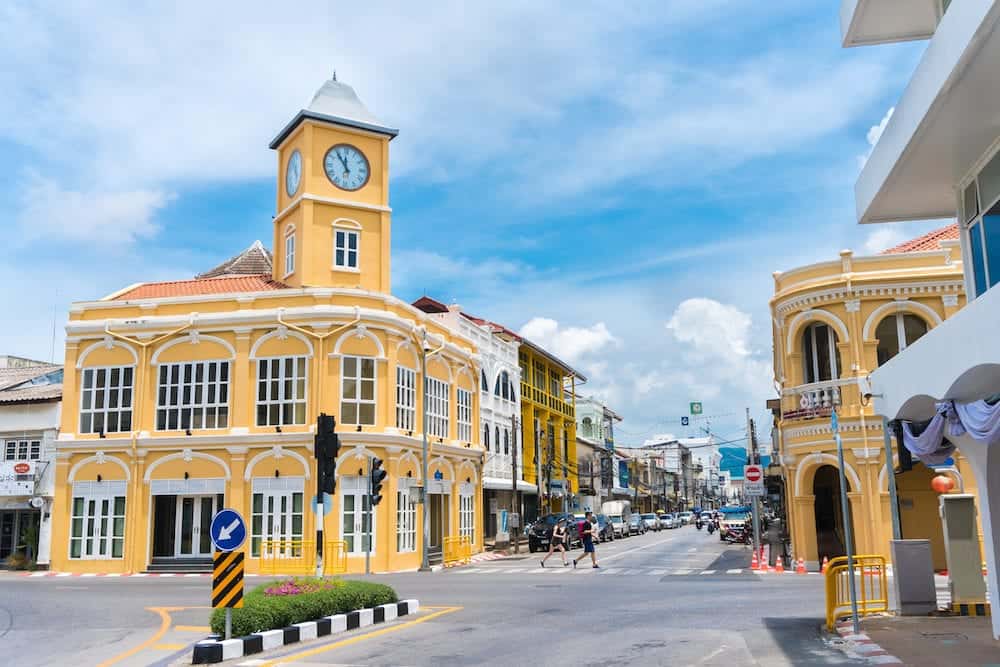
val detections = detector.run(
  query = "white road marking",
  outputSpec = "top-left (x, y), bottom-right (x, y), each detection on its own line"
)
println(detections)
top-left (726, 569), bottom-right (743, 574)
top-left (454, 568), bottom-right (483, 574)
top-left (527, 568), bottom-right (546, 574)
top-left (649, 569), bottom-right (668, 575)
top-left (80, 573), bottom-right (98, 577)
top-left (56, 573), bottom-right (72, 577)
top-left (672, 569), bottom-right (692, 575)
top-left (600, 568), bottom-right (623, 574)
top-left (701, 570), bottom-right (717, 575)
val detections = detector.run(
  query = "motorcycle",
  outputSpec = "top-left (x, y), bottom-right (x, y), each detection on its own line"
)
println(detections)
top-left (706, 520), bottom-right (716, 535)
top-left (695, 518), bottom-right (703, 531)
top-left (723, 523), bottom-right (751, 545)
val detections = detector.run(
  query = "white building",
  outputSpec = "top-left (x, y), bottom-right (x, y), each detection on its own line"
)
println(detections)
top-left (412, 298), bottom-right (532, 543)
top-left (841, 0), bottom-right (1000, 637)
top-left (0, 357), bottom-right (62, 568)
top-left (686, 437), bottom-right (722, 504)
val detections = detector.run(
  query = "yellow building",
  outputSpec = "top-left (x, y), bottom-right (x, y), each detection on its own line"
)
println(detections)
top-left (49, 77), bottom-right (483, 574)
top-left (771, 226), bottom-right (982, 570)
top-left (517, 345), bottom-right (583, 516)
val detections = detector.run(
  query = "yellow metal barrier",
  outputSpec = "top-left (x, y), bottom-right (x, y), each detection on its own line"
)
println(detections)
top-left (324, 540), bottom-right (348, 575)
top-left (259, 539), bottom-right (316, 576)
top-left (825, 555), bottom-right (889, 630)
top-left (443, 535), bottom-right (473, 566)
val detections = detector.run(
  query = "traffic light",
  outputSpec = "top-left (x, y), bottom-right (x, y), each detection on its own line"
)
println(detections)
top-left (369, 457), bottom-right (387, 506)
top-left (315, 413), bottom-right (339, 495)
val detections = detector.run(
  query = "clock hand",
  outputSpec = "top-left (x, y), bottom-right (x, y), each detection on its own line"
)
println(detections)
top-left (337, 151), bottom-right (350, 172)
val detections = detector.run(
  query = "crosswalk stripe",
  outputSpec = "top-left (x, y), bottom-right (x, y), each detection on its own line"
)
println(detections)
top-left (454, 568), bottom-right (483, 574)
top-left (726, 568), bottom-right (743, 574)
top-left (527, 568), bottom-right (547, 574)
top-left (600, 568), bottom-right (623, 574)
top-left (649, 569), bottom-right (668, 575)
top-left (448, 566), bottom-right (760, 577)
top-left (672, 569), bottom-right (692, 575)
top-left (701, 570), bottom-right (716, 575)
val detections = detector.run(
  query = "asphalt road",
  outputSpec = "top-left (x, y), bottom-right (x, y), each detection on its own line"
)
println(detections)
top-left (0, 526), bottom-right (861, 666)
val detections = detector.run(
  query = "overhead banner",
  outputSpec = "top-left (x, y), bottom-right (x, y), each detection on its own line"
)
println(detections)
top-left (0, 461), bottom-right (36, 496)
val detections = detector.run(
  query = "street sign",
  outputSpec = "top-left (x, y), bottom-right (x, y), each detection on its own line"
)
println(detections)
top-left (311, 492), bottom-right (333, 514)
top-left (744, 464), bottom-right (765, 496)
top-left (212, 550), bottom-right (244, 609)
top-left (681, 416), bottom-right (689, 426)
top-left (209, 508), bottom-right (247, 553)
top-left (830, 410), bottom-right (839, 433)
top-left (690, 402), bottom-right (703, 416)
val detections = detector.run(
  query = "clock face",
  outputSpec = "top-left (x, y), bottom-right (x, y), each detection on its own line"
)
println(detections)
top-left (324, 144), bottom-right (370, 191)
top-left (285, 149), bottom-right (302, 197)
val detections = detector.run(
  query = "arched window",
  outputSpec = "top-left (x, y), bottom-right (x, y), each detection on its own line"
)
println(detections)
top-left (581, 417), bottom-right (594, 438)
top-left (802, 322), bottom-right (842, 383)
top-left (503, 429), bottom-right (509, 455)
top-left (483, 425), bottom-right (490, 451)
top-left (876, 313), bottom-right (928, 366)
top-left (495, 426), bottom-right (501, 453)
top-left (481, 370), bottom-right (488, 392)
top-left (494, 371), bottom-right (512, 401)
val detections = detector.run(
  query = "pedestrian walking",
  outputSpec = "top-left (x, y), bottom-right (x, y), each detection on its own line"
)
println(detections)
top-left (573, 511), bottom-right (600, 569)
top-left (541, 518), bottom-right (569, 567)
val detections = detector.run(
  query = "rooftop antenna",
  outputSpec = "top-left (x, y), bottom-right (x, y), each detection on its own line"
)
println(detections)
top-left (332, 70), bottom-right (337, 82)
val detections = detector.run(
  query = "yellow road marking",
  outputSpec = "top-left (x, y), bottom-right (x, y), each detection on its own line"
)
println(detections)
top-left (258, 606), bottom-right (463, 666)
top-left (153, 643), bottom-right (186, 650)
top-left (174, 625), bottom-right (211, 632)
top-left (96, 606), bottom-right (183, 667)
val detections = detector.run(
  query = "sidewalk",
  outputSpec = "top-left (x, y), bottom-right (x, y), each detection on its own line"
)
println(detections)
top-left (860, 615), bottom-right (998, 666)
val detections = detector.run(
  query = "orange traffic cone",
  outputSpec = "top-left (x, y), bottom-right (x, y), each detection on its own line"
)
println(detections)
top-left (775, 556), bottom-right (784, 573)
top-left (796, 557), bottom-right (806, 574)
top-left (750, 550), bottom-right (759, 571)
top-left (820, 556), bottom-right (829, 574)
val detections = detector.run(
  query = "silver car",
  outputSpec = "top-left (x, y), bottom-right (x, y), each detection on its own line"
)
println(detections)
top-left (660, 513), bottom-right (678, 529)
top-left (640, 513), bottom-right (661, 531)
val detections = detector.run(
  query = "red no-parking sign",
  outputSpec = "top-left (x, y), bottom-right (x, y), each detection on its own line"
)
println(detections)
top-left (744, 464), bottom-right (764, 496)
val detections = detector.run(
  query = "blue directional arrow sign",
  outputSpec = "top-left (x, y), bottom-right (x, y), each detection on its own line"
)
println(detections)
top-left (210, 508), bottom-right (247, 553)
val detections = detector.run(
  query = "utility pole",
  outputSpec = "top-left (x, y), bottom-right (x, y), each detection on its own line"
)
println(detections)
top-left (511, 413), bottom-right (519, 554)
top-left (747, 408), bottom-right (761, 560)
top-left (419, 334), bottom-right (431, 572)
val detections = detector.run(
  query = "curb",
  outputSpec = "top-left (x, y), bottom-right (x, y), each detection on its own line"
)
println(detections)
top-left (947, 602), bottom-right (991, 617)
top-left (191, 599), bottom-right (418, 664)
top-left (831, 619), bottom-right (903, 665)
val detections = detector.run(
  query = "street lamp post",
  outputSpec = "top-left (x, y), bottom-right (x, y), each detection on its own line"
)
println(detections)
top-left (419, 334), bottom-right (431, 572)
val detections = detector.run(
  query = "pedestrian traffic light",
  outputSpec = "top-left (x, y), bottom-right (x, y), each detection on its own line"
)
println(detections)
top-left (315, 413), bottom-right (339, 495)
top-left (369, 457), bottom-right (387, 506)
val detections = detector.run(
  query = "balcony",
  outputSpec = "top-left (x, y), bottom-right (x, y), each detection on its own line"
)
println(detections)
top-left (780, 379), bottom-right (853, 421)
top-left (854, 0), bottom-right (1000, 224)
top-left (840, 0), bottom-right (942, 47)
top-left (520, 382), bottom-right (573, 417)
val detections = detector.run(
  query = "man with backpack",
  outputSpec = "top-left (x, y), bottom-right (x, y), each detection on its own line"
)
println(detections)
top-left (573, 511), bottom-right (600, 569)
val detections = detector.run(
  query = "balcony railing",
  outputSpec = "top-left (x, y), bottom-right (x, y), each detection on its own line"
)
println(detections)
top-left (520, 382), bottom-right (573, 416)
top-left (781, 379), bottom-right (852, 420)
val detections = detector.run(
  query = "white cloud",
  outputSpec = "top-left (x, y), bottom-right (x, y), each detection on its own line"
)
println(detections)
top-left (16, 176), bottom-right (171, 246)
top-left (861, 227), bottom-right (905, 255)
top-left (857, 106), bottom-right (894, 169)
top-left (518, 318), bottom-right (619, 365)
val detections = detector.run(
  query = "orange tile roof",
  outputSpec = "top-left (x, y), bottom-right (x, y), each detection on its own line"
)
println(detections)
top-left (111, 274), bottom-right (289, 300)
top-left (882, 223), bottom-right (959, 254)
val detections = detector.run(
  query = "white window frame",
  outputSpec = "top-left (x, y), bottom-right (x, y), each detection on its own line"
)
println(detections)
top-left (333, 228), bottom-right (360, 271)
top-left (456, 388), bottom-right (472, 442)
top-left (284, 226), bottom-right (296, 278)
top-left (396, 366), bottom-right (416, 431)
top-left (803, 323), bottom-right (839, 384)
top-left (396, 479), bottom-right (417, 553)
top-left (255, 356), bottom-right (308, 426)
top-left (341, 476), bottom-right (375, 555)
top-left (425, 377), bottom-right (450, 439)
top-left (341, 355), bottom-right (376, 426)
top-left (155, 360), bottom-right (230, 431)
top-left (459, 489), bottom-right (475, 542)
top-left (250, 488), bottom-right (305, 558)
top-left (3, 439), bottom-right (42, 461)
top-left (79, 366), bottom-right (135, 434)
top-left (69, 482), bottom-right (126, 560)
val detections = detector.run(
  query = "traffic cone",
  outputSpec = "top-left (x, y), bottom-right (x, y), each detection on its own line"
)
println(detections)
top-left (821, 556), bottom-right (829, 574)
top-left (796, 557), bottom-right (806, 574)
top-left (775, 556), bottom-right (784, 573)
top-left (750, 550), bottom-right (759, 571)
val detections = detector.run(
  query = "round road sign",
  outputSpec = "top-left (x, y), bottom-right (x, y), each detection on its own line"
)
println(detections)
top-left (745, 465), bottom-right (763, 483)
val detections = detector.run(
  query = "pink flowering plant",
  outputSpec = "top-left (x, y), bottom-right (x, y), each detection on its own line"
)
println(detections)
top-left (264, 576), bottom-right (344, 596)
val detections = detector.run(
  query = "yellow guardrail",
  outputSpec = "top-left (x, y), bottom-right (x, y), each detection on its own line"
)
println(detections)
top-left (324, 540), bottom-right (348, 575)
top-left (260, 539), bottom-right (316, 575)
top-left (825, 555), bottom-right (888, 630)
top-left (443, 535), bottom-right (473, 566)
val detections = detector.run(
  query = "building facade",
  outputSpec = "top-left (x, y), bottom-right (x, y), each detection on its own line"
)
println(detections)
top-left (770, 231), bottom-right (974, 570)
top-left (574, 397), bottom-right (621, 514)
top-left (412, 297), bottom-right (533, 543)
top-left (50, 77), bottom-right (483, 574)
top-left (0, 358), bottom-right (62, 567)
top-left (840, 0), bottom-right (1000, 638)
top-left (518, 344), bottom-right (583, 516)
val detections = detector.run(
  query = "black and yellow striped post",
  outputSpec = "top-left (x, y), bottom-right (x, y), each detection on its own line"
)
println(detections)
top-left (213, 550), bottom-right (244, 639)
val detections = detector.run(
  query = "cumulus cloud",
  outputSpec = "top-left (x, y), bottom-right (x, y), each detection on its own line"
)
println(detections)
top-left (857, 106), bottom-right (894, 169)
top-left (862, 227), bottom-right (906, 255)
top-left (518, 317), bottom-right (619, 365)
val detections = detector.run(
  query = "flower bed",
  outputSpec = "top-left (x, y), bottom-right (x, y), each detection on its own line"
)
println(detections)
top-left (210, 577), bottom-right (397, 638)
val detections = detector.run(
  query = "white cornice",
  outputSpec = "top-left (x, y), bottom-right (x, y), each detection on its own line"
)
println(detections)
top-left (774, 280), bottom-right (964, 318)
top-left (273, 193), bottom-right (392, 225)
top-left (781, 419), bottom-right (881, 439)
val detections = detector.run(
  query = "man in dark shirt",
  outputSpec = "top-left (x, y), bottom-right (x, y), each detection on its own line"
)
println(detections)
top-left (573, 511), bottom-right (600, 569)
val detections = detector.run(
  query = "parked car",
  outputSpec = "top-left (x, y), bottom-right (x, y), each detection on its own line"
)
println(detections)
top-left (526, 513), bottom-right (579, 552)
top-left (660, 513), bottom-right (678, 529)
top-left (678, 511), bottom-right (694, 525)
top-left (627, 514), bottom-right (646, 535)
top-left (595, 514), bottom-right (615, 542)
top-left (608, 514), bottom-right (628, 538)
top-left (640, 513), bottom-right (661, 532)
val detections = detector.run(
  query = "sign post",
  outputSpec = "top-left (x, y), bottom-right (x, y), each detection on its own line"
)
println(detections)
top-left (210, 508), bottom-right (247, 640)
top-left (832, 410), bottom-right (861, 634)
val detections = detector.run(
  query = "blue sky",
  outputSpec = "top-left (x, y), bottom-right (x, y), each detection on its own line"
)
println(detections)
top-left (0, 1), bottom-right (945, 443)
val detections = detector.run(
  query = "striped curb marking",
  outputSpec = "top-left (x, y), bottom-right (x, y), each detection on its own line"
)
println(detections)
top-left (191, 599), bottom-right (419, 664)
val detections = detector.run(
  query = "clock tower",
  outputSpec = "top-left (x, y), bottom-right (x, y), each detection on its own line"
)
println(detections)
top-left (269, 75), bottom-right (398, 292)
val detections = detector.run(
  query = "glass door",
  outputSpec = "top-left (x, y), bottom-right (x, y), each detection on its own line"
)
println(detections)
top-left (174, 495), bottom-right (217, 557)
top-left (341, 488), bottom-right (373, 555)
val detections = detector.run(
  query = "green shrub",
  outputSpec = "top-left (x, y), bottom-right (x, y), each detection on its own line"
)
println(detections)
top-left (209, 577), bottom-right (398, 638)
